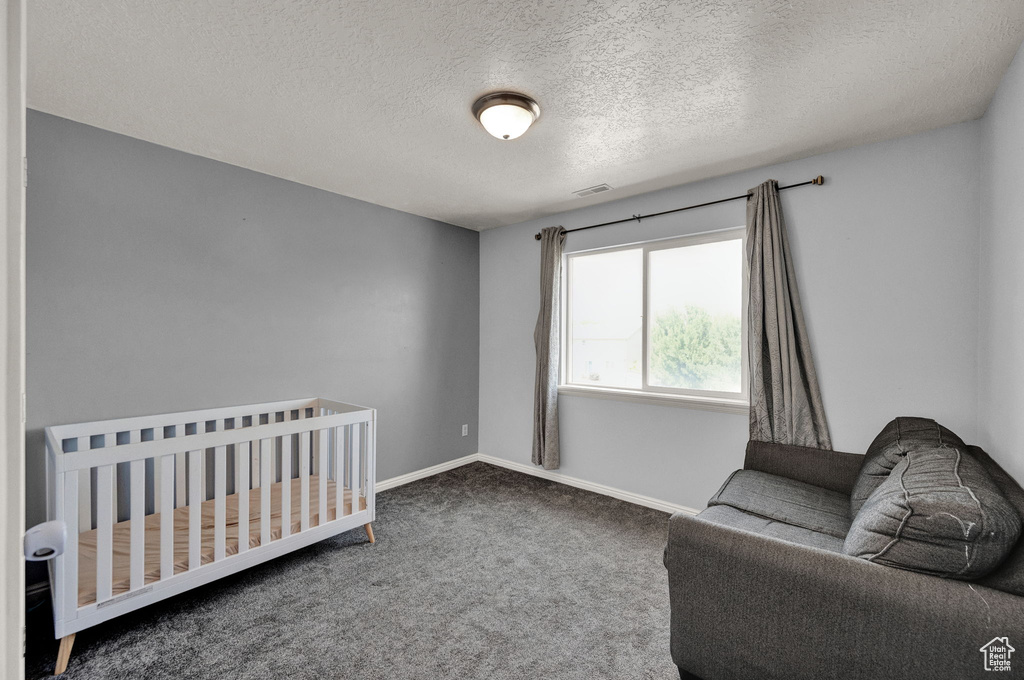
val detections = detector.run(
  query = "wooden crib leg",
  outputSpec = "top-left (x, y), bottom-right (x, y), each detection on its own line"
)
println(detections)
top-left (55, 633), bottom-right (76, 675)
top-left (364, 522), bottom-right (375, 544)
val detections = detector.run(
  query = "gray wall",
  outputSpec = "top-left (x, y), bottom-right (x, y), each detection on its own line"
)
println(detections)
top-left (979, 42), bottom-right (1024, 484)
top-left (480, 121), bottom-right (982, 511)
top-left (26, 110), bottom-right (480, 534)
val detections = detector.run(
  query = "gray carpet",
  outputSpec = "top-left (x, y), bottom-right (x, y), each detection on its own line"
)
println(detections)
top-left (25, 462), bottom-right (677, 679)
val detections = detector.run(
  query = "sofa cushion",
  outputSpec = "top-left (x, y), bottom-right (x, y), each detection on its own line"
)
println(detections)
top-left (697, 505), bottom-right (845, 553)
top-left (708, 470), bottom-right (852, 539)
top-left (843, 446), bottom-right (1022, 579)
top-left (850, 417), bottom-right (965, 516)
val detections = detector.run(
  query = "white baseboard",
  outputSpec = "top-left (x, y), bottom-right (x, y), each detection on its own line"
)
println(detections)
top-left (375, 454), bottom-right (479, 492)
top-left (475, 454), bottom-right (700, 516)
top-left (376, 452), bottom-right (699, 516)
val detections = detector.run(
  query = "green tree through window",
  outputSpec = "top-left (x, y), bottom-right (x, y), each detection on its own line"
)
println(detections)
top-left (650, 305), bottom-right (741, 391)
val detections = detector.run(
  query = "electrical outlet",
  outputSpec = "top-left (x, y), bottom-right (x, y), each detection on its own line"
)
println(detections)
top-left (461, 424), bottom-right (468, 437)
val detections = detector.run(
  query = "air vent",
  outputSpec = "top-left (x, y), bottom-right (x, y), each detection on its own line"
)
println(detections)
top-left (573, 183), bottom-right (613, 198)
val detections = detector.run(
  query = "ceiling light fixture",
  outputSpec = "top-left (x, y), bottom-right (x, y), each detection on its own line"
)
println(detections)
top-left (472, 92), bottom-right (540, 140)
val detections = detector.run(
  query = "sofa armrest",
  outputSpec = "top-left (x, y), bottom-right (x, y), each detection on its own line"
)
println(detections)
top-left (743, 440), bottom-right (863, 494)
top-left (665, 512), bottom-right (1024, 680)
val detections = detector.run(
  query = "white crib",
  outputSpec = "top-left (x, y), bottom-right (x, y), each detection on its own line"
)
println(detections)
top-left (41, 397), bottom-right (376, 674)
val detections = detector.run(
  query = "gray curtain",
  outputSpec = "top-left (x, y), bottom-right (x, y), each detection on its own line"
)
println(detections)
top-left (746, 180), bottom-right (832, 449)
top-left (533, 226), bottom-right (566, 469)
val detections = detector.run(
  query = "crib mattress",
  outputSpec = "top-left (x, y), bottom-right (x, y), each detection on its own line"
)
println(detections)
top-left (75, 475), bottom-right (365, 606)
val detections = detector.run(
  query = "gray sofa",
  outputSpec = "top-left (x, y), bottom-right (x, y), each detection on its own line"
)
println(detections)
top-left (664, 420), bottom-right (1024, 680)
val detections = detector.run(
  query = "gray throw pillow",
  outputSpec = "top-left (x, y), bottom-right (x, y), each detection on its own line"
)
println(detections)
top-left (843, 446), bottom-right (1022, 579)
top-left (849, 417), bottom-right (965, 516)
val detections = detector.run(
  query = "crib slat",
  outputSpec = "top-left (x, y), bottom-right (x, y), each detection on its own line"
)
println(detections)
top-left (214, 446), bottom-right (227, 561)
top-left (260, 438), bottom-right (271, 546)
top-left (129, 459), bottom-right (145, 590)
top-left (151, 427), bottom-right (163, 513)
top-left (280, 434), bottom-right (291, 539)
top-left (311, 426), bottom-right (319, 477)
top-left (251, 434), bottom-right (261, 489)
top-left (299, 432), bottom-right (310, 532)
top-left (318, 429), bottom-right (328, 525)
top-left (64, 470), bottom-right (79, 617)
top-left (348, 425), bottom-right (356, 507)
top-left (78, 437), bottom-right (91, 531)
top-left (188, 450), bottom-right (202, 570)
top-left (233, 439), bottom-right (243, 500)
top-left (160, 454), bottom-right (174, 580)
top-left (339, 426), bottom-right (348, 512)
top-left (96, 464), bottom-right (115, 602)
top-left (78, 472), bottom-right (91, 533)
top-left (352, 423), bottom-right (361, 516)
top-left (328, 425), bottom-right (335, 483)
top-left (237, 441), bottom-right (250, 554)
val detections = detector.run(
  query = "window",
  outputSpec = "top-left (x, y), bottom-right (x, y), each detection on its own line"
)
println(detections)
top-left (563, 228), bottom-right (747, 409)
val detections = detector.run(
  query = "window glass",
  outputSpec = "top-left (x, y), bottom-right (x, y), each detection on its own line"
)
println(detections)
top-left (568, 248), bottom-right (642, 389)
top-left (648, 238), bottom-right (743, 393)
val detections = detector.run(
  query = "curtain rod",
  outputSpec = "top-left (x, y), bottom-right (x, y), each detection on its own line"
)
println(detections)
top-left (533, 175), bottom-right (825, 240)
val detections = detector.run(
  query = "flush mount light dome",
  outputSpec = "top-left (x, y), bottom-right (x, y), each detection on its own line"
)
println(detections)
top-left (472, 92), bottom-right (540, 140)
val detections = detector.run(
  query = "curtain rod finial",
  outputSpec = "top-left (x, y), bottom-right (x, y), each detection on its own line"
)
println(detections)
top-left (813, 175), bottom-right (824, 185)
top-left (534, 232), bottom-right (542, 240)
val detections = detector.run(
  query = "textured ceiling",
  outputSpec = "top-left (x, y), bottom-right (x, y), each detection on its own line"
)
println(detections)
top-left (28, 1), bottom-right (1024, 230)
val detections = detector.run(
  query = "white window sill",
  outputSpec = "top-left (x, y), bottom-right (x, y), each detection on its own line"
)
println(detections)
top-left (557, 385), bottom-right (748, 415)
